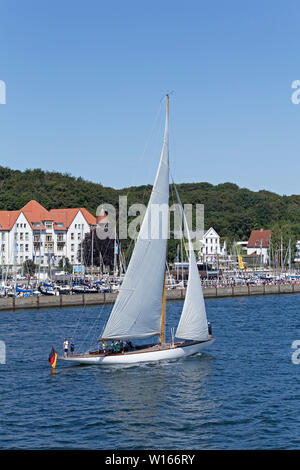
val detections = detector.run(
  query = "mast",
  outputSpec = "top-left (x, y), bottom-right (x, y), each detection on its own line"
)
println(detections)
top-left (160, 271), bottom-right (166, 344)
top-left (160, 95), bottom-right (169, 344)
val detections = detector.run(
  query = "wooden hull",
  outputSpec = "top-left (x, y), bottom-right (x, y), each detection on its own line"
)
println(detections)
top-left (59, 338), bottom-right (215, 366)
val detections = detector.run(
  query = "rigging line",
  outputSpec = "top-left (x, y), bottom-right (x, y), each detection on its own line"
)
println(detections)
top-left (76, 258), bottom-right (116, 350)
top-left (117, 96), bottom-right (169, 267)
top-left (127, 99), bottom-right (164, 193)
top-left (122, 98), bottom-right (166, 238)
top-left (72, 302), bottom-right (87, 339)
top-left (170, 174), bottom-right (191, 262)
top-left (88, 303), bottom-right (113, 349)
top-left (70, 239), bottom-right (113, 343)
top-left (79, 306), bottom-right (105, 353)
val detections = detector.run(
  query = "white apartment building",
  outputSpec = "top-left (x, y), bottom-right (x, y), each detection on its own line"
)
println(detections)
top-left (0, 200), bottom-right (96, 268)
top-left (185, 227), bottom-right (226, 262)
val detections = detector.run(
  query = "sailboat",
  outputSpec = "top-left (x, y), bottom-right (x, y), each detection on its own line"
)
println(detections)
top-left (60, 96), bottom-right (215, 366)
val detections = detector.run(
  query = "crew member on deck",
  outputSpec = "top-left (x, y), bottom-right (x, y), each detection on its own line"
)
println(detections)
top-left (63, 338), bottom-right (69, 358)
top-left (102, 341), bottom-right (108, 354)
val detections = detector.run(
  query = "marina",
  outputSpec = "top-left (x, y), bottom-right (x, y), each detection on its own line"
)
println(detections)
top-left (1, 281), bottom-right (300, 311)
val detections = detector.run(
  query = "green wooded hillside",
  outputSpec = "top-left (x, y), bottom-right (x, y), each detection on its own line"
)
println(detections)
top-left (0, 166), bottom-right (299, 252)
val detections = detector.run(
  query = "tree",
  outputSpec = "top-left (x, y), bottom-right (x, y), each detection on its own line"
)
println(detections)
top-left (81, 230), bottom-right (114, 270)
top-left (2, 164), bottom-right (300, 250)
top-left (58, 257), bottom-right (73, 274)
top-left (23, 259), bottom-right (36, 276)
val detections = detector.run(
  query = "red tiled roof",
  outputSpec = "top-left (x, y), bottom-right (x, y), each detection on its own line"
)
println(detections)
top-left (0, 201), bottom-right (96, 231)
top-left (21, 200), bottom-right (53, 230)
top-left (50, 208), bottom-right (96, 230)
top-left (0, 210), bottom-right (21, 230)
top-left (80, 208), bottom-right (97, 226)
top-left (247, 229), bottom-right (271, 248)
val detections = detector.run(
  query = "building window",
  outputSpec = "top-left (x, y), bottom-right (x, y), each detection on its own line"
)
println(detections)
top-left (25, 233), bottom-right (29, 241)
top-left (71, 233), bottom-right (74, 240)
top-left (71, 244), bottom-right (74, 252)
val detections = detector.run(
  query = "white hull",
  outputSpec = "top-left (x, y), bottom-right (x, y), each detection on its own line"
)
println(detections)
top-left (59, 339), bottom-right (215, 366)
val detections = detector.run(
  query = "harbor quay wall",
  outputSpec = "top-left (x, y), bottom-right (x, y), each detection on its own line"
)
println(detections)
top-left (1, 283), bottom-right (300, 311)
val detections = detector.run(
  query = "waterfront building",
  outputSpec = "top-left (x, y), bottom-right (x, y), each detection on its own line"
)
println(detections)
top-left (0, 200), bottom-right (96, 268)
top-left (185, 227), bottom-right (226, 263)
top-left (246, 228), bottom-right (271, 264)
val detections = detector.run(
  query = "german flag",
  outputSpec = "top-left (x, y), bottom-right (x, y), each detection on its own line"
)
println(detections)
top-left (48, 346), bottom-right (57, 369)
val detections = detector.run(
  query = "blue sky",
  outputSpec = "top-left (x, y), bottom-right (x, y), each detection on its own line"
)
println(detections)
top-left (1, 0), bottom-right (300, 195)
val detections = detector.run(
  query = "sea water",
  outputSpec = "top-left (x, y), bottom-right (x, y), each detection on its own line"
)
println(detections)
top-left (0, 294), bottom-right (299, 449)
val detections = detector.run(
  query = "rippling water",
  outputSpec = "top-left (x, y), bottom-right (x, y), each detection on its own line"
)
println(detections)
top-left (0, 294), bottom-right (300, 449)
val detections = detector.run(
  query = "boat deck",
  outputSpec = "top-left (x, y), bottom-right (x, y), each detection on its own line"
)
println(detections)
top-left (59, 338), bottom-right (213, 360)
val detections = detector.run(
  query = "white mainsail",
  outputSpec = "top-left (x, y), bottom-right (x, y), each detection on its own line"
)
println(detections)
top-left (101, 98), bottom-right (170, 340)
top-left (175, 188), bottom-right (209, 342)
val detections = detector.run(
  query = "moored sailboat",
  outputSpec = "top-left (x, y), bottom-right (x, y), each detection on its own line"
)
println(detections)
top-left (59, 96), bottom-right (215, 365)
